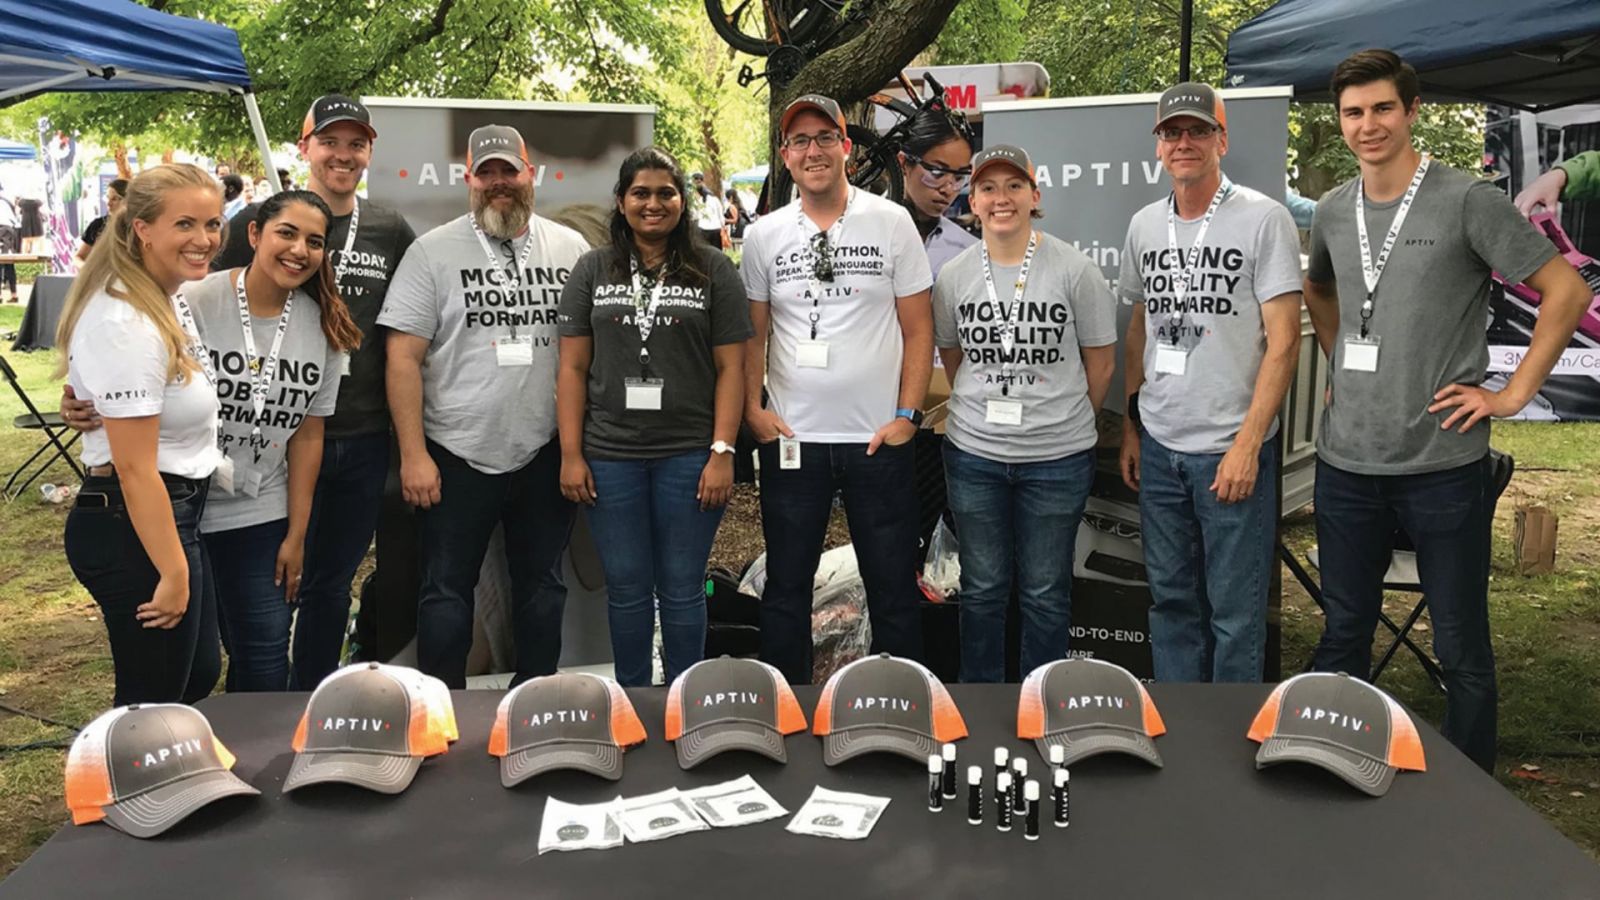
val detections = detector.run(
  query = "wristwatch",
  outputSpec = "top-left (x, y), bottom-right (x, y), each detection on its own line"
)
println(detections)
top-left (895, 407), bottom-right (925, 427)
top-left (710, 440), bottom-right (734, 455)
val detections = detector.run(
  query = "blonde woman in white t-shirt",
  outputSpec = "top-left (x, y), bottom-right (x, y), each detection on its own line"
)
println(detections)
top-left (56, 163), bottom-right (226, 706)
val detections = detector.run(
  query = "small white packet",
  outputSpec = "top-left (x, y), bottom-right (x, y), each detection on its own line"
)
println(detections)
top-left (615, 788), bottom-right (710, 843)
top-left (685, 775), bottom-right (788, 828)
top-left (785, 786), bottom-right (890, 840)
top-left (538, 797), bottom-right (624, 855)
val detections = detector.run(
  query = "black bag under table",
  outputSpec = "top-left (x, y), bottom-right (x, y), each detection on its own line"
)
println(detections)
top-left (5, 684), bottom-right (1597, 899)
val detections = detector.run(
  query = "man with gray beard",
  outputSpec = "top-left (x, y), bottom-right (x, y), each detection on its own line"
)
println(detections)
top-left (378, 124), bottom-right (591, 688)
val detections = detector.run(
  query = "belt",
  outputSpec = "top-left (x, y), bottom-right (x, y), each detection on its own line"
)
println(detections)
top-left (87, 464), bottom-right (115, 477)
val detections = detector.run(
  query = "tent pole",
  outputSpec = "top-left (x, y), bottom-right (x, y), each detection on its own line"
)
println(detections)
top-left (1179, 0), bottom-right (1193, 82)
top-left (243, 90), bottom-right (281, 193)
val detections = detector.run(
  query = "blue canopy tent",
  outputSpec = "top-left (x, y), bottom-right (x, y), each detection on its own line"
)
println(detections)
top-left (0, 0), bottom-right (279, 189)
top-left (0, 138), bottom-right (36, 160)
top-left (1226, 0), bottom-right (1600, 112)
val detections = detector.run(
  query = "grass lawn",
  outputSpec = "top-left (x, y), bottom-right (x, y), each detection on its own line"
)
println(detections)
top-left (0, 296), bottom-right (1597, 873)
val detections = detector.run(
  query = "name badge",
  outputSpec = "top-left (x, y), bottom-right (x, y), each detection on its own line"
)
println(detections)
top-left (778, 437), bottom-right (802, 470)
top-left (796, 340), bottom-right (830, 368)
top-left (496, 336), bottom-right (534, 367)
top-left (1342, 334), bottom-right (1381, 373)
top-left (213, 454), bottom-right (236, 496)
top-left (338, 352), bottom-right (352, 377)
top-left (625, 377), bottom-right (665, 410)
top-left (237, 462), bottom-right (263, 499)
top-left (1154, 343), bottom-right (1189, 376)
top-left (985, 398), bottom-right (1023, 426)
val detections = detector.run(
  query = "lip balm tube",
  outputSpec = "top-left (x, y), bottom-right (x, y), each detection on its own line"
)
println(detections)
top-left (1024, 780), bottom-right (1041, 840)
top-left (995, 773), bottom-right (1013, 831)
top-left (942, 743), bottom-right (958, 798)
top-left (1049, 744), bottom-right (1066, 769)
top-left (967, 765), bottom-right (983, 825)
top-left (1054, 767), bottom-right (1071, 828)
top-left (927, 754), bottom-right (944, 812)
top-left (1010, 757), bottom-right (1028, 813)
top-left (993, 747), bottom-right (1009, 787)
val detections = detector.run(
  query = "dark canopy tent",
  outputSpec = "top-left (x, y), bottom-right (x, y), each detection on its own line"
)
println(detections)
top-left (1226, 0), bottom-right (1600, 112)
top-left (0, 0), bottom-right (278, 189)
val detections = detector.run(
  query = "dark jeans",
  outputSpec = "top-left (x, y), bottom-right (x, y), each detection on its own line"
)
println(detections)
top-left (1138, 430), bottom-right (1279, 683)
top-left (942, 444), bottom-right (1094, 683)
top-left (290, 432), bottom-right (389, 689)
top-left (756, 439), bottom-right (923, 685)
top-left (586, 451), bottom-right (726, 686)
top-left (416, 439), bottom-right (574, 689)
top-left (64, 473), bottom-right (220, 706)
top-left (1311, 455), bottom-right (1497, 772)
top-left (205, 518), bottom-right (292, 692)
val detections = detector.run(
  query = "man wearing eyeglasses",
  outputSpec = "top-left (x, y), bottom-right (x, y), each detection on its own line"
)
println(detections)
top-left (378, 124), bottom-right (591, 688)
top-left (741, 94), bottom-right (936, 684)
top-left (1117, 82), bottom-right (1304, 684)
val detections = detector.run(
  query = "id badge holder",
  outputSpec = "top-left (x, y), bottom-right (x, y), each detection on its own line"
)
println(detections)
top-left (496, 336), bottom-right (534, 367)
top-left (625, 377), bottom-right (665, 410)
top-left (1154, 343), bottom-right (1189, 376)
top-left (237, 462), bottom-right (263, 499)
top-left (1342, 334), bottom-right (1381, 372)
top-left (985, 398), bottom-right (1023, 426)
top-left (796, 340), bottom-right (830, 368)
top-left (778, 437), bottom-right (802, 470)
top-left (338, 351), bottom-right (352, 377)
top-left (212, 454), bottom-right (236, 496)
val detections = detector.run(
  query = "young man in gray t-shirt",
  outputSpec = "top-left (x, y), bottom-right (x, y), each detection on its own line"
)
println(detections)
top-left (1117, 82), bottom-right (1304, 685)
top-left (1304, 50), bottom-right (1589, 773)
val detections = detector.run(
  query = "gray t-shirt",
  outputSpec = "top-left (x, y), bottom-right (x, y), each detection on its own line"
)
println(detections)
top-left (933, 232), bottom-right (1118, 463)
top-left (377, 213), bottom-right (590, 474)
top-left (1118, 183), bottom-right (1303, 454)
top-left (557, 244), bottom-right (752, 460)
top-left (1308, 163), bottom-right (1555, 475)
top-left (185, 270), bottom-right (341, 533)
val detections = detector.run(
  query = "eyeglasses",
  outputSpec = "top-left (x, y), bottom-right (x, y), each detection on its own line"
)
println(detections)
top-left (905, 153), bottom-right (972, 190)
top-left (1156, 123), bottom-right (1220, 142)
top-left (786, 131), bottom-right (843, 151)
top-left (809, 231), bottom-right (834, 282)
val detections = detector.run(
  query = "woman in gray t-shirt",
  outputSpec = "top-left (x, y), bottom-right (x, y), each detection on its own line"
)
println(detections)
top-left (931, 145), bottom-right (1118, 683)
top-left (556, 148), bottom-right (751, 687)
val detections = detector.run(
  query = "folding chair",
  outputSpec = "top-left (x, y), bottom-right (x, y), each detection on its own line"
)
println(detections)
top-left (1282, 449), bottom-right (1515, 695)
top-left (2, 354), bottom-right (84, 501)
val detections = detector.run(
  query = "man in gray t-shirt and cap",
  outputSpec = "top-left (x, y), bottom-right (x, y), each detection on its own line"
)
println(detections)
top-left (379, 124), bottom-right (591, 688)
top-left (1304, 50), bottom-right (1589, 773)
top-left (1118, 81), bottom-right (1303, 685)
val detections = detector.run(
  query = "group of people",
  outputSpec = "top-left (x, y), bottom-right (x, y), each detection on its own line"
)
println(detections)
top-left (52, 48), bottom-right (1594, 774)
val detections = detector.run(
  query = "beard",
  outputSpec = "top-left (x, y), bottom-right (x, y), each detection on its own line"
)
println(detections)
top-left (471, 182), bottom-right (535, 239)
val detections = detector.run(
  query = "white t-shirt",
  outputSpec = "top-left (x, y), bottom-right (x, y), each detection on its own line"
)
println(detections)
top-left (377, 212), bottom-right (590, 474)
top-left (185, 271), bottom-right (342, 532)
top-left (741, 188), bottom-right (934, 442)
top-left (696, 192), bottom-right (725, 231)
top-left (68, 286), bottom-right (220, 480)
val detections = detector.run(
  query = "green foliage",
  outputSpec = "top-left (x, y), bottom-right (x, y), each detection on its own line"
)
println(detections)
top-left (932, 0), bottom-right (1028, 66)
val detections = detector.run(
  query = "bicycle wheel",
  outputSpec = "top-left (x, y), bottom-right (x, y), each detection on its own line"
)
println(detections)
top-left (705, 0), bottom-right (829, 57)
top-left (845, 124), bottom-right (904, 204)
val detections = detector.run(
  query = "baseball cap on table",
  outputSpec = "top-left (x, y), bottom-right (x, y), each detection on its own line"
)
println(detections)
top-left (1247, 673), bottom-right (1426, 797)
top-left (300, 93), bottom-right (376, 140)
top-left (1017, 659), bottom-right (1166, 767)
top-left (467, 124), bottom-right (530, 173)
top-left (970, 143), bottom-right (1036, 187)
top-left (1154, 81), bottom-right (1227, 132)
top-left (779, 94), bottom-right (848, 135)
top-left (374, 663), bottom-right (458, 743)
top-left (665, 657), bottom-right (807, 769)
top-left (65, 704), bottom-right (259, 838)
top-left (488, 673), bottom-right (646, 785)
top-left (813, 653), bottom-right (967, 766)
top-left (284, 663), bottom-right (450, 794)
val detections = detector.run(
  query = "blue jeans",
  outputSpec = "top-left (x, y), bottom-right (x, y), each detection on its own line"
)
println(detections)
top-left (756, 439), bottom-right (923, 685)
top-left (290, 431), bottom-right (390, 689)
top-left (585, 451), bottom-right (726, 687)
top-left (416, 439), bottom-right (574, 689)
top-left (205, 518), bottom-right (293, 692)
top-left (1137, 429), bottom-right (1278, 683)
top-left (1311, 455), bottom-right (1497, 772)
top-left (942, 444), bottom-right (1094, 683)
top-left (64, 473), bottom-right (220, 706)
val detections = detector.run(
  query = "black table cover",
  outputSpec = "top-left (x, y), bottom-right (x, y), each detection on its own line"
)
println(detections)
top-left (11, 273), bottom-right (71, 352)
top-left (4, 684), bottom-right (1596, 899)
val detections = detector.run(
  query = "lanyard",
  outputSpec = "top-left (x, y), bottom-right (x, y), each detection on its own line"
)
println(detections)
top-left (629, 255), bottom-right (668, 368)
top-left (234, 268), bottom-right (294, 455)
top-left (1164, 177), bottom-right (1231, 345)
top-left (470, 217), bottom-right (537, 336)
top-left (169, 291), bottom-right (218, 389)
top-left (798, 187), bottom-right (854, 340)
top-left (979, 231), bottom-right (1038, 397)
top-left (1355, 153), bottom-right (1430, 338)
top-left (331, 197), bottom-right (360, 291)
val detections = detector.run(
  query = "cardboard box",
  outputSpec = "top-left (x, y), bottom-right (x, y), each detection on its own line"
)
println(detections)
top-left (1513, 505), bottom-right (1559, 575)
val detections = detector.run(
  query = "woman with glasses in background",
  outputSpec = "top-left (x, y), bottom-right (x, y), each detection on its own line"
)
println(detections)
top-left (897, 102), bottom-right (978, 279)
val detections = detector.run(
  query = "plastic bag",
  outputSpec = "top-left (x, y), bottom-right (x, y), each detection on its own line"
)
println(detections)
top-left (920, 518), bottom-right (960, 600)
top-left (738, 545), bottom-right (872, 684)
